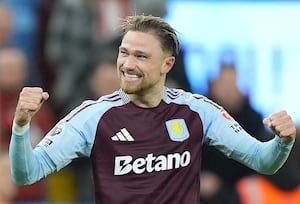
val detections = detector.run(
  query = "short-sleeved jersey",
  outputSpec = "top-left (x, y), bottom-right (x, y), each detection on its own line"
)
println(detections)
top-left (22, 87), bottom-right (290, 203)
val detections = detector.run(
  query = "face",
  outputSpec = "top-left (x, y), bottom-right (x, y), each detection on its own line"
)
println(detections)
top-left (117, 31), bottom-right (174, 95)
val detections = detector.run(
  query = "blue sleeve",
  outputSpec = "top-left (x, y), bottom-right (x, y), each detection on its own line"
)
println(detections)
top-left (9, 123), bottom-right (53, 185)
top-left (202, 103), bottom-right (294, 175)
top-left (9, 101), bottom-right (101, 185)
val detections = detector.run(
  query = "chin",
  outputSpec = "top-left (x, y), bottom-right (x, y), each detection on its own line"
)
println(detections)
top-left (121, 84), bottom-right (144, 95)
top-left (121, 86), bottom-right (137, 94)
top-left (122, 88), bottom-right (140, 94)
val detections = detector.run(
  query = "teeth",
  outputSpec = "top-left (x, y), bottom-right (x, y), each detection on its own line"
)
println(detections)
top-left (124, 73), bottom-right (139, 79)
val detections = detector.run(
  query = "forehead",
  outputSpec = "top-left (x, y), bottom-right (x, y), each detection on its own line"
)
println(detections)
top-left (120, 31), bottom-right (163, 53)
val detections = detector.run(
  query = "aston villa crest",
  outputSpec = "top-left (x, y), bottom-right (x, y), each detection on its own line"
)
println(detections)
top-left (166, 119), bottom-right (190, 142)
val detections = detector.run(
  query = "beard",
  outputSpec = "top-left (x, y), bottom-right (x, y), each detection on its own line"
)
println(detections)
top-left (121, 82), bottom-right (145, 94)
top-left (120, 79), bottom-right (157, 95)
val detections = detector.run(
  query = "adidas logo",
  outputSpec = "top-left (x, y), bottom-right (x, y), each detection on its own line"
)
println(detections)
top-left (112, 128), bottom-right (134, 141)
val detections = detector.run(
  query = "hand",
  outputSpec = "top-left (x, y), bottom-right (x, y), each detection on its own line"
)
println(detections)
top-left (14, 87), bottom-right (49, 127)
top-left (263, 110), bottom-right (296, 144)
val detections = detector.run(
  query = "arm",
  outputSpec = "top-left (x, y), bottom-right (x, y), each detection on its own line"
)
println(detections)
top-left (9, 87), bottom-right (51, 185)
top-left (254, 110), bottom-right (296, 174)
top-left (9, 87), bottom-right (96, 185)
top-left (229, 133), bottom-right (294, 175)
top-left (205, 109), bottom-right (296, 175)
top-left (9, 123), bottom-right (52, 185)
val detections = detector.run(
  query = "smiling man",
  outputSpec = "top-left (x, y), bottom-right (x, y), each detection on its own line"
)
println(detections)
top-left (9, 15), bottom-right (296, 204)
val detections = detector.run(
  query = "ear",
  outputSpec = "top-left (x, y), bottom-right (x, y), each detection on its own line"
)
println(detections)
top-left (161, 56), bottom-right (175, 74)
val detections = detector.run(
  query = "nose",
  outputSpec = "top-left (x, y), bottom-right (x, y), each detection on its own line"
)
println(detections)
top-left (123, 55), bottom-right (136, 69)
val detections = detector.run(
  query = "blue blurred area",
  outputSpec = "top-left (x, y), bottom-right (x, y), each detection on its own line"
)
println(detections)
top-left (165, 0), bottom-right (300, 125)
top-left (2, 0), bottom-right (44, 86)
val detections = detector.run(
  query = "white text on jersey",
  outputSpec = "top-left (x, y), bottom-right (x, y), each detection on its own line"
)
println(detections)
top-left (114, 151), bottom-right (191, 175)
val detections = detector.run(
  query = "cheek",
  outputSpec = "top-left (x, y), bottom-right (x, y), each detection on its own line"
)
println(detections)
top-left (116, 59), bottom-right (121, 68)
top-left (116, 55), bottom-right (124, 66)
top-left (116, 60), bottom-right (122, 74)
top-left (159, 64), bottom-right (168, 75)
top-left (148, 67), bottom-right (164, 80)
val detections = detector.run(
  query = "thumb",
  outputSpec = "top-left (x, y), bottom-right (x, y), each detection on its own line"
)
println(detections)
top-left (263, 118), bottom-right (277, 135)
top-left (263, 118), bottom-right (271, 127)
top-left (41, 92), bottom-right (49, 103)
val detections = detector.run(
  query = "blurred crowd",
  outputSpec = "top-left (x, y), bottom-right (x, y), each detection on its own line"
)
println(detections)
top-left (0, 0), bottom-right (299, 204)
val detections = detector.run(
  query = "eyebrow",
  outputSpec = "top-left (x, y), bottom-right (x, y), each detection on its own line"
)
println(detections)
top-left (119, 46), bottom-right (150, 56)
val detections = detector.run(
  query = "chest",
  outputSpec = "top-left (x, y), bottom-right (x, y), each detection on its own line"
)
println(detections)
top-left (89, 103), bottom-right (203, 203)
top-left (95, 104), bottom-right (203, 153)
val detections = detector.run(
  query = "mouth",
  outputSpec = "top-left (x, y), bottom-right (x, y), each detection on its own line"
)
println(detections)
top-left (122, 71), bottom-right (142, 82)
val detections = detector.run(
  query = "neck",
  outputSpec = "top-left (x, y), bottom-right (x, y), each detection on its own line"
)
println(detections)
top-left (128, 87), bottom-right (164, 108)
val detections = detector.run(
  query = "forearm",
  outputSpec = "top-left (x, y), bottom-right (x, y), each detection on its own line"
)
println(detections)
top-left (229, 135), bottom-right (294, 175)
top-left (9, 123), bottom-right (43, 185)
top-left (252, 136), bottom-right (294, 174)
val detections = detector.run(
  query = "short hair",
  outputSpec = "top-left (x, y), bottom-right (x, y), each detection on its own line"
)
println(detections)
top-left (120, 15), bottom-right (179, 57)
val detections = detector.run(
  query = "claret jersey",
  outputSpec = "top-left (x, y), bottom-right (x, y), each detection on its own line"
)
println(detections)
top-left (90, 89), bottom-right (203, 203)
top-left (10, 87), bottom-right (294, 204)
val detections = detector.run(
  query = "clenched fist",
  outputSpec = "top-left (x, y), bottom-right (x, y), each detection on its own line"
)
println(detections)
top-left (263, 110), bottom-right (296, 144)
top-left (14, 87), bottom-right (49, 127)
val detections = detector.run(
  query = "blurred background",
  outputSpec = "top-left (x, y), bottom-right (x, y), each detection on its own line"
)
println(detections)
top-left (166, 0), bottom-right (300, 125)
top-left (0, 0), bottom-right (300, 204)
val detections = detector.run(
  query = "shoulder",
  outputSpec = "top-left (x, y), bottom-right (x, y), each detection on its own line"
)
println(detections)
top-left (164, 87), bottom-right (221, 109)
top-left (64, 91), bottom-right (125, 123)
top-left (165, 87), bottom-right (199, 100)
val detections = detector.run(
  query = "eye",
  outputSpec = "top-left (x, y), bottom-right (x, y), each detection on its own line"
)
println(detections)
top-left (119, 49), bottom-right (128, 56)
top-left (136, 54), bottom-right (147, 59)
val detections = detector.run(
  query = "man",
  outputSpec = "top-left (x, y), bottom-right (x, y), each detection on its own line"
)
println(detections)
top-left (9, 15), bottom-right (296, 204)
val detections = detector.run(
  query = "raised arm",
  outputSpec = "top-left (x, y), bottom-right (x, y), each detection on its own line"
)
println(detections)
top-left (14, 87), bottom-right (49, 126)
top-left (9, 87), bottom-right (50, 185)
top-left (205, 108), bottom-right (296, 175)
top-left (235, 110), bottom-right (296, 174)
